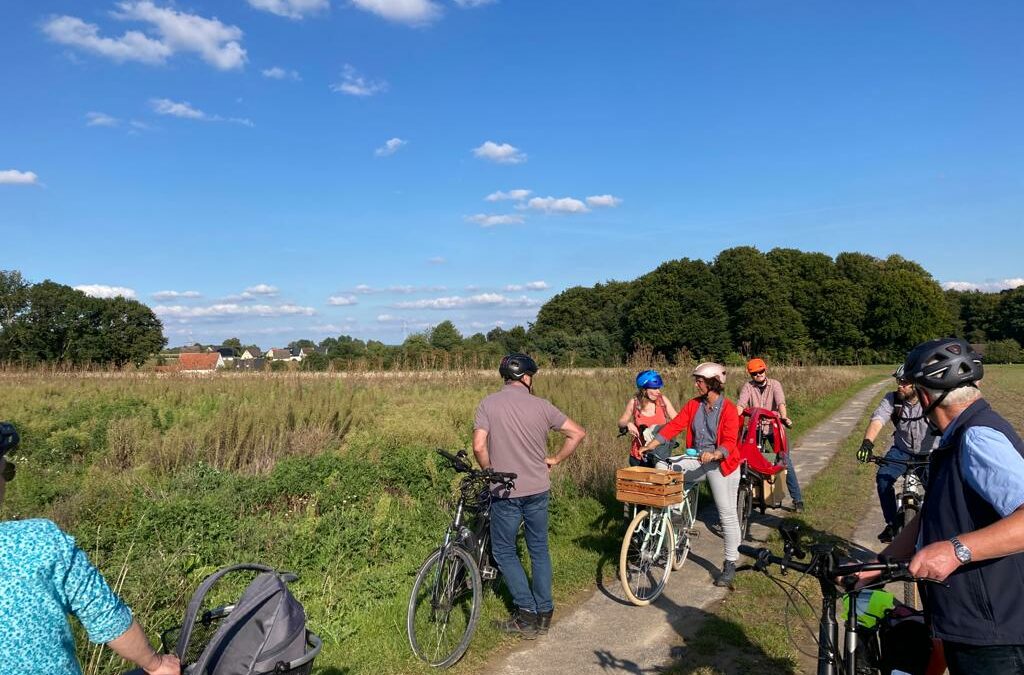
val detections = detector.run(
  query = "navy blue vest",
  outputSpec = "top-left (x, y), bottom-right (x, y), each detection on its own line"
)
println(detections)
top-left (919, 398), bottom-right (1024, 645)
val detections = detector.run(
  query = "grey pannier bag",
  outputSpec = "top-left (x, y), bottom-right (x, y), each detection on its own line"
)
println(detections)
top-left (174, 563), bottom-right (322, 675)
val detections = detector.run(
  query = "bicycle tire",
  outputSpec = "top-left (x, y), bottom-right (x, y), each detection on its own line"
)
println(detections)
top-left (672, 489), bottom-right (699, 571)
top-left (407, 545), bottom-right (483, 668)
top-left (901, 504), bottom-right (920, 609)
top-left (737, 485), bottom-right (753, 542)
top-left (619, 509), bottom-right (674, 606)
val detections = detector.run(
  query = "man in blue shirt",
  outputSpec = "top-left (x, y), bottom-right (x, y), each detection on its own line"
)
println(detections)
top-left (878, 338), bottom-right (1024, 675)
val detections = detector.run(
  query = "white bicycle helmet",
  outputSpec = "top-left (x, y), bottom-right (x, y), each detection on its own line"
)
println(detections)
top-left (693, 362), bottom-right (727, 384)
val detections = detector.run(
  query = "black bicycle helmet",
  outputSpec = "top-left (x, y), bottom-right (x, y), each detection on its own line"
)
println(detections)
top-left (902, 337), bottom-right (983, 391)
top-left (499, 353), bottom-right (538, 381)
top-left (0, 422), bottom-right (19, 457)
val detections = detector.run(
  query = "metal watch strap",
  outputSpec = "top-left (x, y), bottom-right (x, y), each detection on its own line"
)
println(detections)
top-left (950, 536), bottom-right (972, 564)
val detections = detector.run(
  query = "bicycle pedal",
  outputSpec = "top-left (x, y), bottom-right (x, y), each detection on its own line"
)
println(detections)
top-left (481, 565), bottom-right (498, 580)
top-left (684, 528), bottom-right (700, 537)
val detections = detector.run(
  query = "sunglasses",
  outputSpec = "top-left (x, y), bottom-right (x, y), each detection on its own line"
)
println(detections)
top-left (1, 460), bottom-right (14, 482)
top-left (751, 370), bottom-right (766, 376)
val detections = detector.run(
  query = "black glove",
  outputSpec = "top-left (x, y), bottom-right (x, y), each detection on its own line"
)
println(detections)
top-left (857, 439), bottom-right (874, 463)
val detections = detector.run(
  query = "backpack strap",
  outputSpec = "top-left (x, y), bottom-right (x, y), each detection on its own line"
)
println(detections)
top-left (175, 563), bottom-right (278, 657)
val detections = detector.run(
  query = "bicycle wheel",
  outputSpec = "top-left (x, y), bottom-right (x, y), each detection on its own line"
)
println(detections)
top-left (672, 489), bottom-right (699, 571)
top-left (407, 545), bottom-right (483, 668)
top-left (900, 505), bottom-right (920, 609)
top-left (737, 485), bottom-right (753, 542)
top-left (619, 509), bottom-right (675, 606)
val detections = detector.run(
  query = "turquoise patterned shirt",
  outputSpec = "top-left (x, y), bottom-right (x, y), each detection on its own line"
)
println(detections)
top-left (0, 518), bottom-right (133, 675)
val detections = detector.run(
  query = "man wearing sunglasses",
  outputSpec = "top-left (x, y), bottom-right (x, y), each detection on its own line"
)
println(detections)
top-left (856, 366), bottom-right (938, 542)
top-left (737, 358), bottom-right (803, 512)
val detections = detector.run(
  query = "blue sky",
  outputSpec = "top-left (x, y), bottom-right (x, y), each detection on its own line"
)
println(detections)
top-left (2, 1), bottom-right (1022, 347)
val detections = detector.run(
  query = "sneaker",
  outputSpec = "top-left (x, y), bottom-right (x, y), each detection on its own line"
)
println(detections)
top-left (536, 610), bottom-right (553, 636)
top-left (877, 524), bottom-right (896, 543)
top-left (494, 609), bottom-right (539, 639)
top-left (793, 500), bottom-right (805, 513)
top-left (714, 561), bottom-right (737, 588)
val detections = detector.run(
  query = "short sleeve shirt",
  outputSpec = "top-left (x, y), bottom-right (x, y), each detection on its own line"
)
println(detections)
top-left (474, 383), bottom-right (568, 497)
top-left (737, 379), bottom-right (786, 413)
top-left (940, 417), bottom-right (1024, 518)
top-left (870, 393), bottom-right (937, 456)
top-left (0, 519), bottom-right (133, 675)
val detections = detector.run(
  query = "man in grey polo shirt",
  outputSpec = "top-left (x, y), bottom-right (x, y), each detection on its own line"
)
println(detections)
top-left (857, 365), bottom-right (938, 542)
top-left (473, 353), bottom-right (586, 639)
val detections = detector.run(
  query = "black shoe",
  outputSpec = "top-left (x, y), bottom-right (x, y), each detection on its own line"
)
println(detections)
top-left (714, 561), bottom-right (737, 588)
top-left (495, 609), bottom-right (539, 639)
top-left (793, 500), bottom-right (805, 513)
top-left (877, 524), bottom-right (896, 543)
top-left (536, 610), bottom-right (553, 636)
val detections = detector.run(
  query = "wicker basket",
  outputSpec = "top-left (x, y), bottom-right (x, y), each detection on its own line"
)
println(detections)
top-left (615, 466), bottom-right (684, 507)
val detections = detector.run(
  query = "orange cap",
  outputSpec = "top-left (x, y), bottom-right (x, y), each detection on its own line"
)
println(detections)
top-left (746, 358), bottom-right (767, 374)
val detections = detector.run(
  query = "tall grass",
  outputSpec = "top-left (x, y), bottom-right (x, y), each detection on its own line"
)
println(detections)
top-left (1, 366), bottom-right (880, 674)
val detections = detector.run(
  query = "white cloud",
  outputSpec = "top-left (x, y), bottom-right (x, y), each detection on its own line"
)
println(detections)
top-left (504, 281), bottom-right (549, 291)
top-left (354, 284), bottom-right (447, 294)
top-left (261, 66), bottom-right (301, 80)
top-left (150, 98), bottom-right (253, 126)
top-left (244, 284), bottom-right (279, 296)
top-left (392, 293), bottom-right (540, 310)
top-left (154, 303), bottom-right (315, 318)
top-left (247, 0), bottom-right (329, 19)
top-left (465, 213), bottom-right (525, 227)
top-left (152, 290), bottom-right (202, 300)
top-left (473, 141), bottom-right (526, 164)
top-left (428, 256), bottom-right (447, 265)
top-left (375, 137), bottom-right (407, 156)
top-left (328, 295), bottom-right (358, 306)
top-left (330, 64), bottom-right (388, 97)
top-left (485, 188), bottom-right (531, 202)
top-left (43, 2), bottom-right (246, 70)
top-left (942, 278), bottom-right (1024, 293)
top-left (376, 313), bottom-right (398, 322)
top-left (74, 284), bottom-right (137, 299)
top-left (0, 170), bottom-right (39, 185)
top-left (350, 0), bottom-right (441, 24)
top-left (586, 194), bottom-right (623, 208)
top-left (526, 196), bottom-right (589, 214)
top-left (86, 111), bottom-right (120, 127)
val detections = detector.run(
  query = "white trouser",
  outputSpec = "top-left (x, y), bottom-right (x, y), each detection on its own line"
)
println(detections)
top-left (663, 456), bottom-right (741, 563)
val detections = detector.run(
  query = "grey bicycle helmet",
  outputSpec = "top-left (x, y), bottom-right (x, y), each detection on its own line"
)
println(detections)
top-left (0, 423), bottom-right (18, 457)
top-left (892, 364), bottom-right (905, 380)
top-left (499, 353), bottom-right (538, 381)
top-left (902, 337), bottom-right (983, 391)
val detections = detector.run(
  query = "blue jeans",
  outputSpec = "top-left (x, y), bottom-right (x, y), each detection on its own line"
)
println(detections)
top-left (876, 446), bottom-right (929, 526)
top-left (943, 642), bottom-right (1024, 675)
top-left (784, 452), bottom-right (802, 502)
top-left (489, 491), bottom-right (553, 614)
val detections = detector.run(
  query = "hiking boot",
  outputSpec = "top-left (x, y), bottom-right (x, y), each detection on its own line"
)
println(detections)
top-left (877, 524), bottom-right (896, 543)
top-left (494, 609), bottom-right (539, 639)
top-left (536, 610), bottom-right (553, 636)
top-left (714, 561), bottom-right (737, 588)
top-left (793, 500), bottom-right (805, 513)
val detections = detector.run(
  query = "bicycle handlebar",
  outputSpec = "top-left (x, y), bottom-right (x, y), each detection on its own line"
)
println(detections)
top-left (868, 454), bottom-right (931, 469)
top-left (738, 544), bottom-right (916, 586)
top-left (435, 449), bottom-right (517, 483)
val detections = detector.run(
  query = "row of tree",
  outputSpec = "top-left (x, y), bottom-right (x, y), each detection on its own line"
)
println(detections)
top-left (0, 271), bottom-right (166, 367)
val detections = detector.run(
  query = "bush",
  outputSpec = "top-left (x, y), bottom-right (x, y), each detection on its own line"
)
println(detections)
top-left (984, 339), bottom-right (1022, 364)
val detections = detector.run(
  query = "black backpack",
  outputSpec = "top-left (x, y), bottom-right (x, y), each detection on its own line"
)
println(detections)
top-left (173, 563), bottom-right (322, 675)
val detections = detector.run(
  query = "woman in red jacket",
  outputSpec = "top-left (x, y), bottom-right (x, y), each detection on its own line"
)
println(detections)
top-left (641, 362), bottom-right (741, 588)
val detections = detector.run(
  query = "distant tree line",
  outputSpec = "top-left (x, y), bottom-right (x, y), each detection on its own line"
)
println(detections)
top-left (0, 270), bottom-right (166, 367)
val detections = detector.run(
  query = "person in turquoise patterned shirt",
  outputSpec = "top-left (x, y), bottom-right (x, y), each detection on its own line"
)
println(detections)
top-left (0, 423), bottom-right (180, 675)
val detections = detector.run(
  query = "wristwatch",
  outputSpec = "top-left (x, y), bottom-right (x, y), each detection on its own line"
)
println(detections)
top-left (950, 537), bottom-right (972, 564)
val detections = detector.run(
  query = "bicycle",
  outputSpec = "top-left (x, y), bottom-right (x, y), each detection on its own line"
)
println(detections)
top-left (617, 459), bottom-right (700, 606)
top-left (737, 408), bottom-right (790, 541)
top-left (406, 449), bottom-right (517, 668)
top-left (866, 452), bottom-right (930, 607)
top-left (738, 525), bottom-right (945, 675)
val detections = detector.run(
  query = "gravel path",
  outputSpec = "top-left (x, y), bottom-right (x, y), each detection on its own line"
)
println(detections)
top-left (486, 379), bottom-right (889, 675)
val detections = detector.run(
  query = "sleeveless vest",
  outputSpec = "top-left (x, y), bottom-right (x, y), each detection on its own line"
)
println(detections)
top-left (919, 398), bottom-right (1024, 645)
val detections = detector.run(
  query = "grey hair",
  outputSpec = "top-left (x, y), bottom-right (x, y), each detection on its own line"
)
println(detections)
top-left (919, 384), bottom-right (982, 408)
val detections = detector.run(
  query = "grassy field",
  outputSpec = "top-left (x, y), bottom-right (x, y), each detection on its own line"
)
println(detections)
top-left (1, 365), bottom-right (884, 674)
top-left (667, 365), bottom-right (1024, 674)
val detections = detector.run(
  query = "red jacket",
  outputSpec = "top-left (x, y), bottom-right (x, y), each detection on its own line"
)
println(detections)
top-left (657, 396), bottom-right (742, 476)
